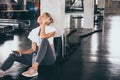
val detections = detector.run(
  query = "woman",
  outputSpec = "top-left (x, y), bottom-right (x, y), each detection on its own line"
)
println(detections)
top-left (0, 12), bottom-right (56, 77)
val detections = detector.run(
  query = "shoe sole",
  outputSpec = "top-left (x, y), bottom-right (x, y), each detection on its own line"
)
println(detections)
top-left (22, 72), bottom-right (38, 77)
top-left (0, 75), bottom-right (4, 78)
top-left (0, 71), bottom-right (5, 78)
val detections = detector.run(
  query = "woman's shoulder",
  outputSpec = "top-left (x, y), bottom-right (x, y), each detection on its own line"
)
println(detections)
top-left (31, 26), bottom-right (40, 32)
top-left (33, 26), bottom-right (40, 30)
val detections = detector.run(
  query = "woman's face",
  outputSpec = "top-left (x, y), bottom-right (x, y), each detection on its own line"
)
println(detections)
top-left (37, 13), bottom-right (49, 25)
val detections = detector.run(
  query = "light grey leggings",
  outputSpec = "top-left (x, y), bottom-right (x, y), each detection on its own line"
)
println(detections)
top-left (0, 38), bottom-right (56, 71)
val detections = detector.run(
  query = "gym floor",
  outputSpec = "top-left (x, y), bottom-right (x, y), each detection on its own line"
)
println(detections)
top-left (0, 13), bottom-right (120, 80)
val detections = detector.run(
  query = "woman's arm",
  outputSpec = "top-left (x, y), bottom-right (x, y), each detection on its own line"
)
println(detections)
top-left (40, 24), bottom-right (55, 39)
top-left (17, 42), bottom-right (37, 54)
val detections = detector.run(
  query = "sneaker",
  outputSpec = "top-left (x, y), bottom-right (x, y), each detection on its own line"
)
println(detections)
top-left (0, 69), bottom-right (5, 77)
top-left (22, 67), bottom-right (38, 77)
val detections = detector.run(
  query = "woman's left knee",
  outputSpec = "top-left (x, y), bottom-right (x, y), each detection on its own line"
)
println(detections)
top-left (41, 38), bottom-right (49, 45)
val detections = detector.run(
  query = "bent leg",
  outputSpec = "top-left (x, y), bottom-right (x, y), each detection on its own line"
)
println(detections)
top-left (21, 39), bottom-right (56, 77)
top-left (35, 38), bottom-right (56, 65)
top-left (0, 53), bottom-right (32, 71)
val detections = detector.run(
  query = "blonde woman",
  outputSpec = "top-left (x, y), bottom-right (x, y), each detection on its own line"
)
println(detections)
top-left (0, 12), bottom-right (56, 77)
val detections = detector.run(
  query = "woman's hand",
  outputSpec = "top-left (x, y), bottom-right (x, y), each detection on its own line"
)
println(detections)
top-left (42, 18), bottom-right (50, 26)
top-left (16, 50), bottom-right (22, 54)
top-left (12, 50), bottom-right (22, 57)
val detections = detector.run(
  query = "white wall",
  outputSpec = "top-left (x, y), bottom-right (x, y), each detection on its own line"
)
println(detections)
top-left (41, 0), bottom-right (65, 37)
top-left (83, 0), bottom-right (95, 29)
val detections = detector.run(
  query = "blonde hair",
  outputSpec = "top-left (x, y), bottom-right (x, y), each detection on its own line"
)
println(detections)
top-left (44, 12), bottom-right (54, 24)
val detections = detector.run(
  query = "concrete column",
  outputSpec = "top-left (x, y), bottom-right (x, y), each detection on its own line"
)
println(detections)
top-left (41, 0), bottom-right (65, 57)
top-left (41, 0), bottom-right (65, 37)
top-left (83, 0), bottom-right (95, 29)
top-left (105, 0), bottom-right (112, 8)
top-left (97, 0), bottom-right (105, 15)
top-left (23, 0), bottom-right (27, 10)
top-left (97, 0), bottom-right (105, 8)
